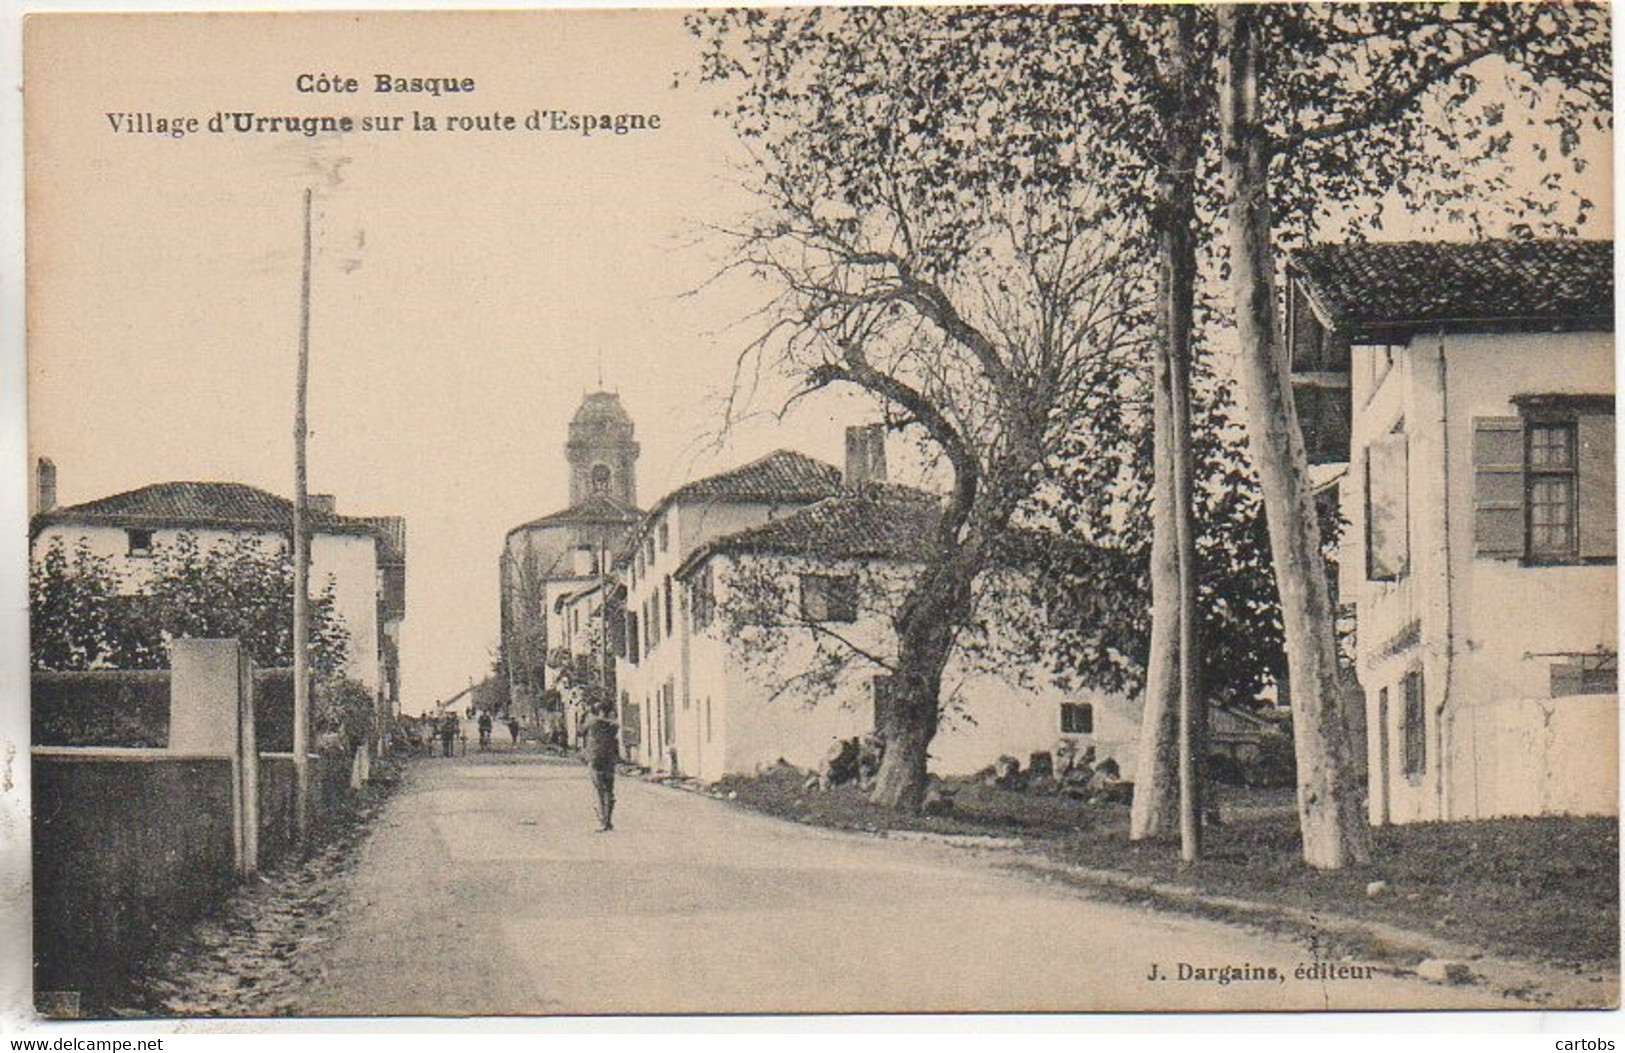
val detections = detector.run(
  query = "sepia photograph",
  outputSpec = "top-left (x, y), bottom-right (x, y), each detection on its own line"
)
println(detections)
top-left (13, 2), bottom-right (1619, 1023)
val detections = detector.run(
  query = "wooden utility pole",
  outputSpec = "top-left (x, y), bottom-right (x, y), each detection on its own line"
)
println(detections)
top-left (293, 187), bottom-right (314, 849)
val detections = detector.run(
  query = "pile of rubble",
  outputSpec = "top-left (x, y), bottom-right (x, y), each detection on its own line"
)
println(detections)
top-left (798, 735), bottom-right (1132, 812)
top-left (978, 744), bottom-right (1132, 804)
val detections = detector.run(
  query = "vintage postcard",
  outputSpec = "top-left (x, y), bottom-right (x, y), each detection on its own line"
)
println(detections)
top-left (17, 4), bottom-right (1618, 1022)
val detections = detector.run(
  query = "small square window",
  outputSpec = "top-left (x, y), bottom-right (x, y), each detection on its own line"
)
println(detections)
top-left (1060, 702), bottom-right (1094, 735)
top-left (127, 529), bottom-right (154, 557)
top-left (799, 574), bottom-right (858, 623)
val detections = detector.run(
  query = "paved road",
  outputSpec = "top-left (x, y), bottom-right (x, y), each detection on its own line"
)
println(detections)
top-left (295, 752), bottom-right (1511, 1016)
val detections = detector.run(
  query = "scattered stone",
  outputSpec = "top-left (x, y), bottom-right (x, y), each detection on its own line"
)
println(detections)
top-left (993, 755), bottom-right (1027, 792)
top-left (1365, 880), bottom-right (1389, 898)
top-left (1416, 959), bottom-right (1475, 985)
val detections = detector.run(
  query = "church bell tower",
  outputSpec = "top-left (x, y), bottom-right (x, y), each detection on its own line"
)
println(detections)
top-left (565, 391), bottom-right (639, 507)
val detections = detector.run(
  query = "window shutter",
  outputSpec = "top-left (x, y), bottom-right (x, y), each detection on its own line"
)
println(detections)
top-left (1366, 432), bottom-right (1410, 580)
top-left (1577, 411), bottom-right (1615, 561)
top-left (1473, 417), bottom-right (1524, 558)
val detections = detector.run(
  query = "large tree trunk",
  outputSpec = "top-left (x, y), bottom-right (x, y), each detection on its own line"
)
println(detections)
top-left (1219, 8), bottom-right (1370, 869)
top-left (870, 552), bottom-right (975, 811)
top-left (1131, 7), bottom-right (1206, 855)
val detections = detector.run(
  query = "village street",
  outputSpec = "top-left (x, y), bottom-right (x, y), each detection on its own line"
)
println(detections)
top-left (260, 750), bottom-right (1513, 1017)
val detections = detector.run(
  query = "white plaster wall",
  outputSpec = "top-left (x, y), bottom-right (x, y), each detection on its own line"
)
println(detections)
top-left (1446, 694), bottom-right (1618, 818)
top-left (681, 553), bottom-right (1139, 782)
top-left (33, 524), bottom-right (281, 590)
top-left (620, 498), bottom-right (824, 777)
top-left (309, 533), bottom-right (380, 690)
top-left (1348, 329), bottom-right (1617, 825)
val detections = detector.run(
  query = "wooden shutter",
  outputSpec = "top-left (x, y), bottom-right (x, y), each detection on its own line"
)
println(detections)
top-left (1578, 411), bottom-right (1616, 560)
top-left (1366, 432), bottom-right (1410, 580)
top-left (1473, 417), bottom-right (1524, 558)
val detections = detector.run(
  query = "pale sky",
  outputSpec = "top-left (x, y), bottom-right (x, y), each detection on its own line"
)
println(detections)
top-left (25, 10), bottom-right (878, 713)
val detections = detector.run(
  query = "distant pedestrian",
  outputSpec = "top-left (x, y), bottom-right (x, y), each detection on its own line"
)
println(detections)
top-left (478, 711), bottom-right (493, 751)
top-left (507, 717), bottom-right (521, 746)
top-left (581, 707), bottom-right (620, 832)
top-left (439, 713), bottom-right (457, 757)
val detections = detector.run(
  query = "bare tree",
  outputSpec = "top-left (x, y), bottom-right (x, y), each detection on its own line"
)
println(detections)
top-left (697, 7), bottom-right (1151, 810)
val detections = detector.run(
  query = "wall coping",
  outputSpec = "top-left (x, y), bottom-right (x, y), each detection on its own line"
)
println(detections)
top-left (32, 747), bottom-right (231, 763)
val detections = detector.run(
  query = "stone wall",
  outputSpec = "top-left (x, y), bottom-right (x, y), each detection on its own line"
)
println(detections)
top-left (32, 749), bottom-right (237, 1001)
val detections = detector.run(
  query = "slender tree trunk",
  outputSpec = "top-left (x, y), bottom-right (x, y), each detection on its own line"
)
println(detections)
top-left (1129, 376), bottom-right (1181, 840)
top-left (1162, 7), bottom-right (1206, 864)
top-left (1131, 7), bottom-right (1206, 856)
top-left (1219, 8), bottom-right (1370, 869)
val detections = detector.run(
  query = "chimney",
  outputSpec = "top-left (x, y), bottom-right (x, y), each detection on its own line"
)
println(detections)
top-left (309, 493), bottom-right (336, 516)
top-left (844, 424), bottom-right (887, 488)
top-left (35, 458), bottom-right (57, 514)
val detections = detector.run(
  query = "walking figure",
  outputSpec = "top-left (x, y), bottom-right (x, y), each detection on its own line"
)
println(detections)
top-left (507, 717), bottom-right (521, 746)
top-left (439, 713), bottom-right (457, 757)
top-left (581, 707), bottom-right (620, 832)
top-left (477, 711), bottom-right (493, 751)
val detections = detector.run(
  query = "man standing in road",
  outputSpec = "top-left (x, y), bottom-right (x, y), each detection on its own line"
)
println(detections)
top-left (581, 705), bottom-right (620, 832)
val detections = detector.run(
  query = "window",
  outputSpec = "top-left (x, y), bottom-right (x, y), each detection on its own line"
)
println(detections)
top-left (1401, 670), bottom-right (1425, 779)
top-left (690, 565), bottom-right (715, 630)
top-left (1475, 402), bottom-right (1614, 563)
top-left (621, 693), bottom-right (640, 748)
top-left (127, 529), bottom-right (154, 557)
top-left (1364, 428), bottom-right (1409, 581)
top-left (658, 520), bottom-right (669, 553)
top-left (664, 577), bottom-right (674, 636)
top-left (1060, 702), bottom-right (1094, 735)
top-left (1527, 422), bottom-right (1577, 560)
top-left (626, 611), bottom-right (640, 664)
top-left (591, 463), bottom-right (612, 494)
top-left (800, 574), bottom-right (858, 623)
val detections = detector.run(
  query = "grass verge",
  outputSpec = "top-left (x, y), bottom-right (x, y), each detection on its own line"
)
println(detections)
top-left (718, 765), bottom-right (1618, 969)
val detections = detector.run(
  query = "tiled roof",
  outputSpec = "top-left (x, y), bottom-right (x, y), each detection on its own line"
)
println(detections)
top-left (516, 493), bottom-right (643, 531)
top-left (35, 481), bottom-right (392, 542)
top-left (1291, 239), bottom-right (1613, 333)
top-left (682, 493), bottom-right (942, 572)
top-left (667, 450), bottom-right (849, 505)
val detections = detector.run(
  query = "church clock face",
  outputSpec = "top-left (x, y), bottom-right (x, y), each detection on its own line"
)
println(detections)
top-left (591, 463), bottom-right (613, 494)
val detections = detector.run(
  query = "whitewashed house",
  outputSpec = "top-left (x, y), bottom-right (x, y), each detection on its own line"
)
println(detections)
top-left (29, 471), bottom-right (406, 705)
top-left (547, 576), bottom-right (613, 747)
top-left (1287, 239), bottom-right (1616, 824)
top-left (614, 429), bottom-right (1139, 783)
